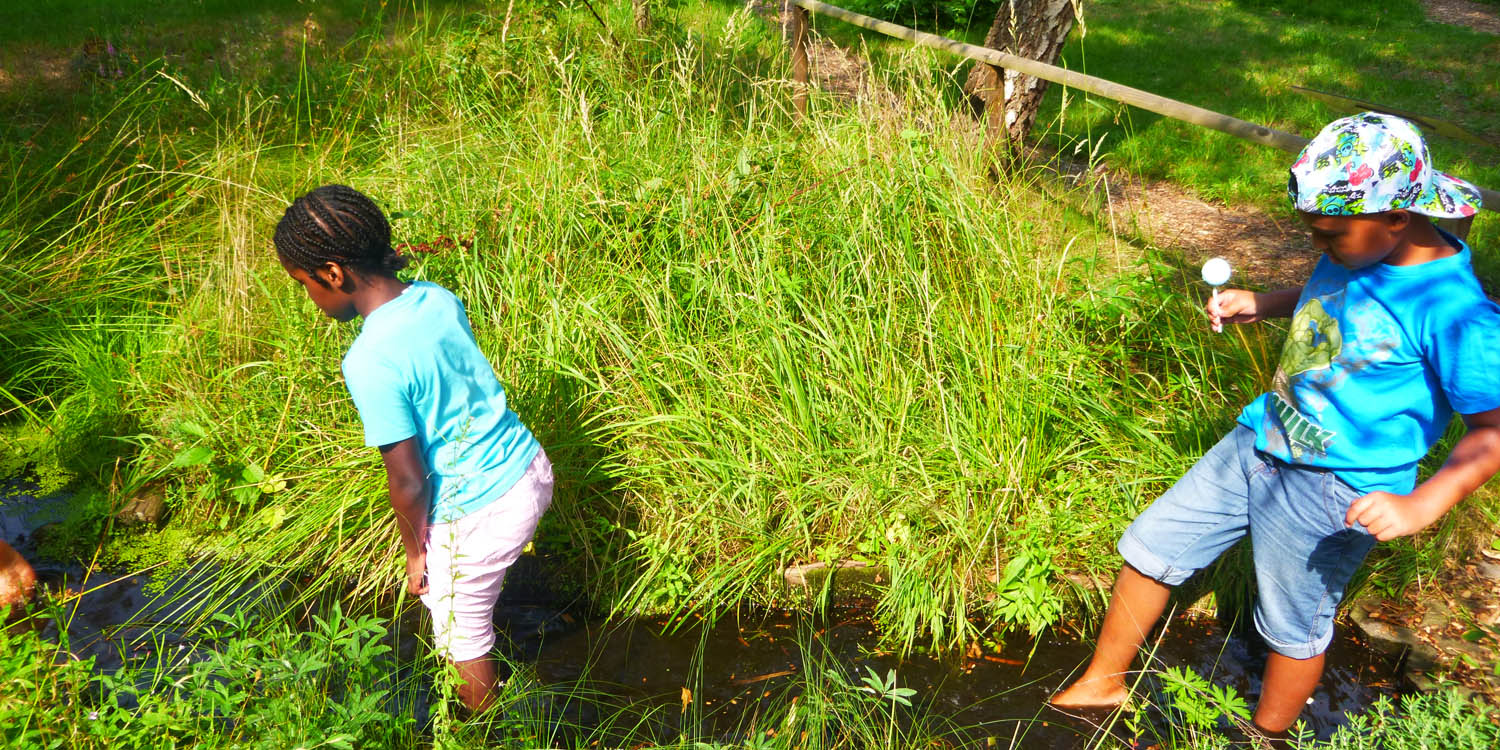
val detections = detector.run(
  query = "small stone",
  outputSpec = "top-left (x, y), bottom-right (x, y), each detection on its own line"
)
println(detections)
top-left (1445, 639), bottom-right (1493, 664)
top-left (116, 484), bottom-right (166, 526)
top-left (1419, 607), bottom-right (1450, 631)
top-left (1404, 642), bottom-right (1443, 674)
top-left (1358, 619), bottom-right (1418, 651)
top-left (781, 560), bottom-right (883, 598)
top-left (1475, 561), bottom-right (1500, 581)
top-left (1351, 605), bottom-right (1426, 654)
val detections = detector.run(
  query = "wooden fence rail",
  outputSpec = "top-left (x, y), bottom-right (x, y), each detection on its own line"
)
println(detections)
top-left (784, 0), bottom-right (1499, 216)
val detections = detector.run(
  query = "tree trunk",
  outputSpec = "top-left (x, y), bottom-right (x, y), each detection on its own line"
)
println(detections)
top-left (964, 0), bottom-right (1080, 156)
top-left (633, 0), bottom-right (650, 32)
top-left (787, 2), bottom-right (809, 121)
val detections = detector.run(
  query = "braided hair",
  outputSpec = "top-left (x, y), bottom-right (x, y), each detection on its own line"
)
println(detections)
top-left (273, 185), bottom-right (408, 280)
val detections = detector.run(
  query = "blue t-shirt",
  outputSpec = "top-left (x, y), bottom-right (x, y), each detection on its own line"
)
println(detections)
top-left (1238, 233), bottom-right (1500, 494)
top-left (341, 281), bottom-right (540, 523)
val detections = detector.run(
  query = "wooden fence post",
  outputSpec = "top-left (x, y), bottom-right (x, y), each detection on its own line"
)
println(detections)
top-left (787, 2), bottom-right (810, 121)
top-left (979, 66), bottom-right (1012, 167)
top-left (1435, 216), bottom-right (1474, 242)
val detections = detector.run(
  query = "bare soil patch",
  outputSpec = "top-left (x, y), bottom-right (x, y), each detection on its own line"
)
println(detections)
top-left (757, 0), bottom-right (898, 110)
top-left (1048, 157), bottom-right (1316, 290)
top-left (1424, 0), bottom-right (1500, 35)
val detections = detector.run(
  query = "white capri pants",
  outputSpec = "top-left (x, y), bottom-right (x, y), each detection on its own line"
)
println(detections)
top-left (419, 449), bottom-right (553, 662)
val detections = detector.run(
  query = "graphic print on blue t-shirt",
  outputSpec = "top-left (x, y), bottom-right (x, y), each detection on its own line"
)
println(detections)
top-left (1268, 295), bottom-right (1343, 458)
top-left (1238, 233), bottom-right (1500, 495)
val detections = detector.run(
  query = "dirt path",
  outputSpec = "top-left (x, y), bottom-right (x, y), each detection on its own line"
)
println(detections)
top-left (1047, 158), bottom-right (1315, 289)
top-left (1424, 0), bottom-right (1500, 34)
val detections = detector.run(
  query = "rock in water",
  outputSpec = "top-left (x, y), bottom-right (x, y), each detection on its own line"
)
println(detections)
top-left (117, 483), bottom-right (167, 526)
top-left (0, 540), bottom-right (36, 609)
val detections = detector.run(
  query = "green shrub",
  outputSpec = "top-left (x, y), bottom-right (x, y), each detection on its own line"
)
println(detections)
top-left (839, 0), bottom-right (1000, 30)
top-left (0, 604), bottom-right (414, 749)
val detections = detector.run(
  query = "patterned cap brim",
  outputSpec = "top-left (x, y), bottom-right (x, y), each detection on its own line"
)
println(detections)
top-left (1414, 170), bottom-right (1482, 219)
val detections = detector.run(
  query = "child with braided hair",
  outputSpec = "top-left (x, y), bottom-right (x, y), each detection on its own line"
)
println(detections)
top-left (274, 184), bottom-right (551, 713)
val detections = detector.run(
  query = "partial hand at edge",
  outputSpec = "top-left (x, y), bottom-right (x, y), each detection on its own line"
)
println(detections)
top-left (1344, 491), bottom-right (1445, 542)
top-left (405, 552), bottom-right (429, 595)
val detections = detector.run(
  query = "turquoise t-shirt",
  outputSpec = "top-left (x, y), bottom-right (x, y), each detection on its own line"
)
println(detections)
top-left (1238, 233), bottom-right (1500, 494)
top-left (341, 281), bottom-right (540, 523)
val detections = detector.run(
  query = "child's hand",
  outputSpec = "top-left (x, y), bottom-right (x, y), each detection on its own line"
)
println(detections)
top-left (405, 552), bottom-right (429, 595)
top-left (1345, 491), bottom-right (1446, 541)
top-left (1205, 289), bottom-right (1263, 330)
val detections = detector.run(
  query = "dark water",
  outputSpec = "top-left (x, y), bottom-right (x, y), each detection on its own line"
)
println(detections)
top-left (3, 485), bottom-right (1405, 747)
top-left (479, 600), bottom-right (1403, 747)
top-left (1, 483), bottom-right (259, 675)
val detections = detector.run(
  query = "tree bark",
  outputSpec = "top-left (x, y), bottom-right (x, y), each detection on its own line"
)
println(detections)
top-left (633, 0), bottom-right (650, 32)
top-left (963, 0), bottom-right (1080, 156)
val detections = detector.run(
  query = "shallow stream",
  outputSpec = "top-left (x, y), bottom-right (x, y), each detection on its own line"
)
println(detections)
top-left (3, 486), bottom-right (1406, 747)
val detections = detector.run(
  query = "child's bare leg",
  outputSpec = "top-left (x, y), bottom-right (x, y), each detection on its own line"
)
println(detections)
top-left (1252, 651), bottom-right (1323, 735)
top-left (453, 654), bottom-right (499, 713)
top-left (1051, 564), bottom-right (1171, 707)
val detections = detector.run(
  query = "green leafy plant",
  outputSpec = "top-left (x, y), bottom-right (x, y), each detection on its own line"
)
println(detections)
top-left (856, 666), bottom-right (918, 707)
top-left (991, 550), bottom-right (1064, 636)
top-left (1, 601), bottom-right (413, 749)
top-left (1158, 664), bottom-right (1252, 731)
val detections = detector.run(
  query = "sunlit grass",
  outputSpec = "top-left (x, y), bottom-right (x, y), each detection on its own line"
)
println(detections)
top-left (2, 0), bottom-right (1487, 650)
top-left (803, 0), bottom-right (1499, 275)
top-left (2, 1), bottom-right (1498, 746)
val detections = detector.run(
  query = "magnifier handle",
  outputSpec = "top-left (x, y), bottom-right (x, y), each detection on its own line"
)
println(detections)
top-left (1210, 287), bottom-right (1223, 333)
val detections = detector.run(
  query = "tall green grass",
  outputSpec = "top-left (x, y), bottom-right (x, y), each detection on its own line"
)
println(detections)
top-left (0, 0), bottom-right (1489, 678)
top-left (2, 4), bottom-right (1499, 745)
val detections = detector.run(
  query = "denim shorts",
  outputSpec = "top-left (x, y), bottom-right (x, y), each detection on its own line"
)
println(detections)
top-left (1118, 426), bottom-right (1377, 659)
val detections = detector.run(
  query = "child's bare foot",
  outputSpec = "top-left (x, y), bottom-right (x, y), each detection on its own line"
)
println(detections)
top-left (1049, 676), bottom-right (1130, 709)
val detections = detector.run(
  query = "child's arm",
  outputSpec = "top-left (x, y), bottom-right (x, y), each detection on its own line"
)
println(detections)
top-left (1346, 406), bottom-right (1500, 541)
top-left (379, 438), bottom-right (432, 595)
top-left (1206, 287), bottom-right (1301, 328)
